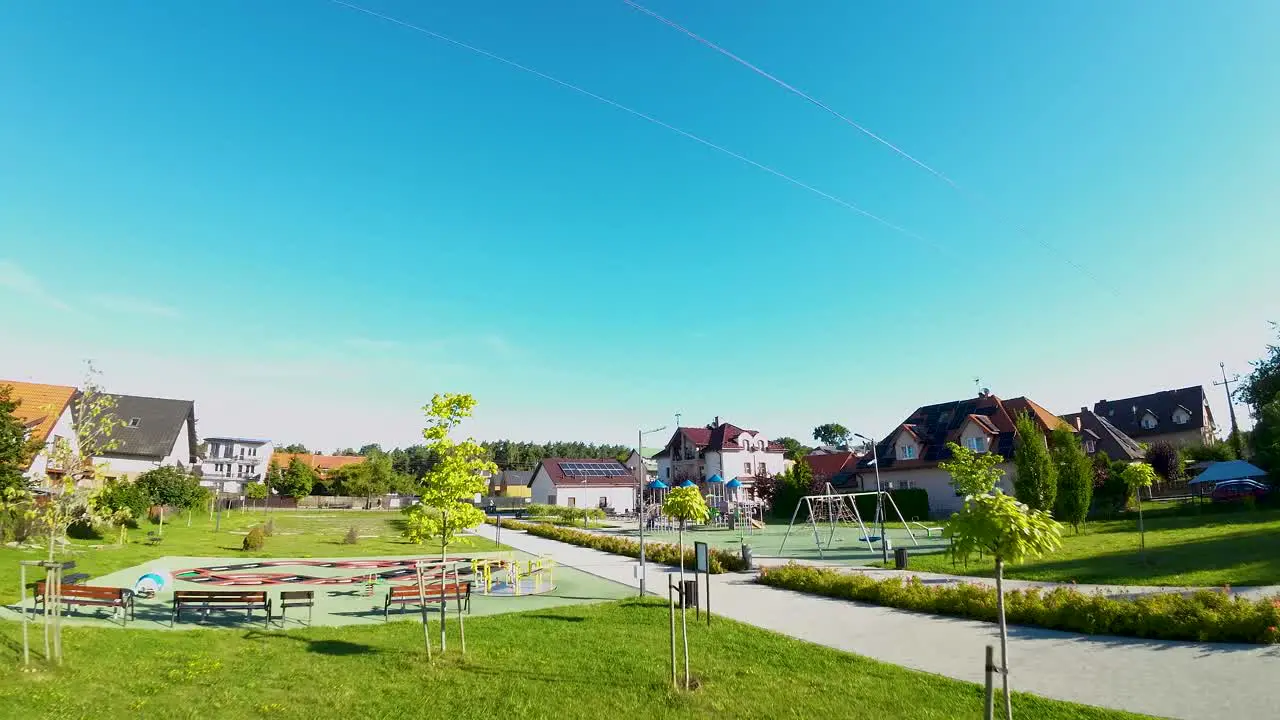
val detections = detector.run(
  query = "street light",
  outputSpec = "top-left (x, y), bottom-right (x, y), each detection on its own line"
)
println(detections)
top-left (854, 432), bottom-right (889, 565)
top-left (637, 425), bottom-right (667, 597)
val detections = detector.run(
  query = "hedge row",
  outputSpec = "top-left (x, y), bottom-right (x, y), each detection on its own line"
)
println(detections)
top-left (496, 519), bottom-right (749, 573)
top-left (853, 488), bottom-right (930, 522)
top-left (758, 563), bottom-right (1280, 645)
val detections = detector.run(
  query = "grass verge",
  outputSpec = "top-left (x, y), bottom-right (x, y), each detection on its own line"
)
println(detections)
top-left (496, 519), bottom-right (748, 572)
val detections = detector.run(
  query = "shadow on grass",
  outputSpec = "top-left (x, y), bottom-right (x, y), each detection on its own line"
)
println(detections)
top-left (461, 664), bottom-right (632, 689)
top-left (520, 614), bottom-right (586, 622)
top-left (243, 629), bottom-right (377, 655)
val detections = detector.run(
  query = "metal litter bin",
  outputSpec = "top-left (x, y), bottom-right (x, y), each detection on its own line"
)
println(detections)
top-left (741, 543), bottom-right (753, 570)
top-left (681, 579), bottom-right (698, 609)
top-left (894, 547), bottom-right (909, 570)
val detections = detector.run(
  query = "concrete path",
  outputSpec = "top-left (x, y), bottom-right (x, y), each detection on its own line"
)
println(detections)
top-left (473, 525), bottom-right (1280, 720)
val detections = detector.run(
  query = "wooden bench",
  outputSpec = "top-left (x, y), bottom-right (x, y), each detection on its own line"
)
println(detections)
top-left (33, 582), bottom-right (134, 624)
top-left (146, 532), bottom-right (163, 546)
top-left (173, 590), bottom-right (271, 627)
top-left (384, 581), bottom-right (471, 621)
top-left (277, 590), bottom-right (315, 626)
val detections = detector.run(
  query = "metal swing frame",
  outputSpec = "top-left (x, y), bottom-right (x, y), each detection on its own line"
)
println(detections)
top-left (778, 486), bottom-right (919, 559)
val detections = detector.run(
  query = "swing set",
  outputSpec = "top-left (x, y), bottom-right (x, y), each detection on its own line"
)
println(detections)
top-left (778, 484), bottom-right (920, 559)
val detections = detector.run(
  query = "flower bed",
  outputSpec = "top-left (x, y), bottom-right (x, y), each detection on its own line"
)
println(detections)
top-left (757, 563), bottom-right (1280, 644)
top-left (495, 519), bottom-right (749, 573)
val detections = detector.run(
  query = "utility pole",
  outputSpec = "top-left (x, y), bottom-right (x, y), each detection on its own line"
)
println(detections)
top-left (1214, 362), bottom-right (1241, 441)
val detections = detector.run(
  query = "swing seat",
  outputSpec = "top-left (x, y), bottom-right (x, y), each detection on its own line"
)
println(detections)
top-left (859, 536), bottom-right (882, 543)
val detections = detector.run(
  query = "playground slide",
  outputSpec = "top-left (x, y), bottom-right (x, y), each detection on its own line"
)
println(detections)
top-left (750, 519), bottom-right (765, 530)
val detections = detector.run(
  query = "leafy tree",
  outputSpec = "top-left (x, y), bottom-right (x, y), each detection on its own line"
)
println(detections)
top-left (275, 457), bottom-right (317, 500)
top-left (89, 479), bottom-right (147, 544)
top-left (279, 443), bottom-right (310, 454)
top-left (244, 481), bottom-right (268, 510)
top-left (947, 492), bottom-right (1062, 718)
top-left (135, 465), bottom-right (205, 533)
top-left (1012, 411), bottom-right (1056, 512)
top-left (774, 437), bottom-right (811, 462)
top-left (0, 384), bottom-right (42, 493)
top-left (939, 442), bottom-right (1004, 496)
top-left (1182, 442), bottom-right (1236, 463)
top-left (1049, 429), bottom-right (1092, 532)
top-left (811, 423), bottom-right (851, 449)
top-left (1239, 321), bottom-right (1280, 413)
top-left (343, 456), bottom-right (399, 508)
top-left (1144, 440), bottom-right (1183, 484)
top-left (358, 443), bottom-right (384, 457)
top-left (752, 472), bottom-right (778, 508)
top-left (334, 447), bottom-right (357, 457)
top-left (406, 393), bottom-right (497, 559)
top-left (662, 485), bottom-right (710, 585)
top-left (1121, 462), bottom-right (1157, 554)
top-left (791, 457), bottom-right (821, 496)
top-left (1250, 396), bottom-right (1280, 475)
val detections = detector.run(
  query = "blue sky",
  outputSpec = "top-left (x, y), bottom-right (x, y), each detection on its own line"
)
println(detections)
top-left (1, 1), bottom-right (1277, 451)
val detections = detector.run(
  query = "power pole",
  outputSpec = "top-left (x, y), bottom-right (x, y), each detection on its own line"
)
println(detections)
top-left (1214, 362), bottom-right (1241, 441)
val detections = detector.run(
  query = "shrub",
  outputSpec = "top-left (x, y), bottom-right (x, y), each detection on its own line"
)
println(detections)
top-left (498, 519), bottom-right (747, 573)
top-left (242, 525), bottom-right (267, 551)
top-left (854, 488), bottom-right (930, 522)
top-left (343, 526), bottom-right (360, 545)
top-left (758, 564), bottom-right (1280, 645)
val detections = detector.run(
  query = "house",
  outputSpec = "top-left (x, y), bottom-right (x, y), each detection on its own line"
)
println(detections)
top-left (269, 452), bottom-right (365, 478)
top-left (802, 450), bottom-right (863, 489)
top-left (488, 470), bottom-right (533, 498)
top-left (652, 418), bottom-right (788, 495)
top-left (87, 393), bottom-right (199, 481)
top-left (623, 449), bottom-right (658, 483)
top-left (2, 380), bottom-right (79, 484)
top-left (1090, 386), bottom-right (1217, 448)
top-left (528, 458), bottom-right (637, 512)
top-left (200, 437), bottom-right (274, 494)
top-left (1059, 408), bottom-right (1144, 461)
top-left (853, 392), bottom-right (1072, 516)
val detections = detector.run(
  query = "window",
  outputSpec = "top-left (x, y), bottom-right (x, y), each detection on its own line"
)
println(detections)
top-left (546, 495), bottom-right (556, 505)
top-left (127, 417), bottom-right (141, 428)
top-left (1172, 409), bottom-right (1190, 425)
top-left (567, 497), bottom-right (576, 507)
top-left (964, 437), bottom-right (986, 452)
top-left (744, 462), bottom-right (752, 473)
top-left (239, 448), bottom-right (246, 458)
top-left (899, 445), bottom-right (916, 460)
top-left (599, 497), bottom-right (608, 508)
top-left (1140, 413), bottom-right (1158, 430)
top-left (897, 479), bottom-right (915, 490)
top-left (1085, 440), bottom-right (1096, 454)
top-left (250, 447), bottom-right (257, 456)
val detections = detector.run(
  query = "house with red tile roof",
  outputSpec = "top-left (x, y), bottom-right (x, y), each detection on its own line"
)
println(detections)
top-left (802, 450), bottom-right (864, 489)
top-left (652, 417), bottom-right (787, 494)
top-left (527, 458), bottom-right (638, 512)
top-left (1, 380), bottom-right (79, 483)
top-left (854, 392), bottom-right (1074, 516)
top-left (269, 452), bottom-right (365, 477)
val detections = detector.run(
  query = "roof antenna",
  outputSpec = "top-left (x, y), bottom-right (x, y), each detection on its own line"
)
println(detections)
top-left (674, 412), bottom-right (682, 428)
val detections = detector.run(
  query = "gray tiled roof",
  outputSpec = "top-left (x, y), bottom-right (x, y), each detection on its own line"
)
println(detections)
top-left (1061, 409), bottom-right (1145, 461)
top-left (76, 393), bottom-right (197, 461)
top-left (1092, 386), bottom-right (1212, 440)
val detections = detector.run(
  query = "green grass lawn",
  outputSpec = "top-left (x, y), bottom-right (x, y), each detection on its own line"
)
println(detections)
top-left (899, 504), bottom-right (1280, 587)
top-left (1, 510), bottom-right (503, 604)
top-left (0, 599), bottom-right (1146, 719)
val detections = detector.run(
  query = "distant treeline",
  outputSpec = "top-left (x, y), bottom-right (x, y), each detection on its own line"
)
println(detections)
top-left (276, 440), bottom-right (633, 479)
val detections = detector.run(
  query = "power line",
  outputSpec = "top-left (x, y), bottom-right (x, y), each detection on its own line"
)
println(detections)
top-left (327, 0), bottom-right (955, 258)
top-left (621, 0), bottom-right (1116, 294)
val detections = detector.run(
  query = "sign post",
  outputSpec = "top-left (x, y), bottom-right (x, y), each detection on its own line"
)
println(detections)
top-left (694, 541), bottom-right (710, 626)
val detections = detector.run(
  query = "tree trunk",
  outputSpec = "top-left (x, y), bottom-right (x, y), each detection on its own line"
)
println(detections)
top-left (679, 518), bottom-right (690, 690)
top-left (1136, 493), bottom-right (1145, 556)
top-left (996, 557), bottom-right (1012, 720)
top-left (439, 512), bottom-right (448, 652)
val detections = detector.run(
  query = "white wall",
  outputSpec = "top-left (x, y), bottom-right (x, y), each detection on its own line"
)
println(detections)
top-left (24, 406), bottom-right (77, 482)
top-left (870, 464), bottom-right (1016, 517)
top-left (551, 485), bottom-right (635, 513)
top-left (202, 438), bottom-right (272, 483)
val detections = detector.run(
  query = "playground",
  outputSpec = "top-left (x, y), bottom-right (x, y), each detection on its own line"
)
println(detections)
top-left (2, 551), bottom-right (631, 630)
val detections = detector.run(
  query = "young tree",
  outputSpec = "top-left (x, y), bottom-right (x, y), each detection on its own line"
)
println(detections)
top-left (663, 485), bottom-right (711, 583)
top-left (1121, 462), bottom-right (1157, 554)
top-left (0, 384), bottom-right (42, 493)
top-left (1049, 429), bottom-right (1092, 532)
top-left (274, 457), bottom-right (317, 500)
top-left (791, 457), bottom-right (820, 496)
top-left (343, 458), bottom-right (393, 509)
top-left (811, 423), bottom-right (851, 449)
top-left (1144, 441), bottom-right (1183, 485)
top-left (405, 393), bottom-right (497, 560)
top-left (947, 492), bottom-right (1062, 719)
top-left (1012, 411), bottom-right (1057, 512)
top-left (939, 442), bottom-right (1005, 496)
top-left (135, 465), bottom-right (204, 533)
top-left (244, 481), bottom-right (268, 511)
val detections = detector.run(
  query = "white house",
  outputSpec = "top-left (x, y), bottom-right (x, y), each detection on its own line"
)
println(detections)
top-left (528, 458), bottom-right (637, 513)
top-left (86, 394), bottom-right (199, 481)
top-left (3, 380), bottom-right (79, 486)
top-left (652, 418), bottom-right (787, 495)
top-left (201, 437), bottom-right (274, 494)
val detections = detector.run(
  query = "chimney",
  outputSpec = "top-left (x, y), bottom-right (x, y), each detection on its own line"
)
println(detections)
top-left (1076, 409), bottom-right (1085, 431)
top-left (713, 416), bottom-right (720, 427)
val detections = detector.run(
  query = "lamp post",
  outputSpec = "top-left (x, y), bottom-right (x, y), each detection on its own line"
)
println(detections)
top-left (637, 425), bottom-right (667, 597)
top-left (854, 432), bottom-right (889, 565)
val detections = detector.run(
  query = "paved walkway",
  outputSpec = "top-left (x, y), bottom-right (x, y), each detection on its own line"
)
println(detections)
top-left (474, 525), bottom-right (1280, 720)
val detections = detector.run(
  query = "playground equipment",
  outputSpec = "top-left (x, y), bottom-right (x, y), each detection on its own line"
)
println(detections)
top-left (132, 568), bottom-right (171, 599)
top-left (644, 480), bottom-right (674, 532)
top-left (778, 485), bottom-right (920, 558)
top-left (469, 554), bottom-right (555, 596)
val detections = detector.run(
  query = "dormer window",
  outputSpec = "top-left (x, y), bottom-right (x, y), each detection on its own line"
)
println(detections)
top-left (1172, 407), bottom-right (1190, 425)
top-left (1085, 439), bottom-right (1097, 453)
top-left (899, 445), bottom-right (916, 460)
top-left (964, 436), bottom-right (987, 453)
top-left (1140, 412), bottom-right (1158, 430)
top-left (127, 417), bottom-right (141, 428)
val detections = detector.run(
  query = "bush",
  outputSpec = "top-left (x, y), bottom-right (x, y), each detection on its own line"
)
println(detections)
top-left (498, 519), bottom-right (748, 573)
top-left (854, 488), bottom-right (930, 522)
top-left (758, 564), bottom-right (1280, 645)
top-left (343, 526), bottom-right (360, 545)
top-left (242, 526), bottom-right (267, 551)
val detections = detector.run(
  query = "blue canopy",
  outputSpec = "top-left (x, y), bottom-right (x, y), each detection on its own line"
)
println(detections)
top-left (678, 479), bottom-right (697, 488)
top-left (705, 473), bottom-right (724, 484)
top-left (1188, 460), bottom-right (1269, 485)
top-left (725, 478), bottom-right (742, 488)
top-left (646, 480), bottom-right (669, 490)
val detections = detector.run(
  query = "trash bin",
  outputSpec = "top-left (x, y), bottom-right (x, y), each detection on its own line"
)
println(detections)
top-left (740, 543), bottom-right (753, 570)
top-left (681, 579), bottom-right (698, 609)
top-left (894, 547), bottom-right (909, 570)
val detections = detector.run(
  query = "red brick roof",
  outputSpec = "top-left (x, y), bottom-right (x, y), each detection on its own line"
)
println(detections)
top-left (271, 452), bottom-right (365, 475)
top-left (1, 381), bottom-right (77, 469)
top-left (656, 422), bottom-right (785, 457)
top-left (535, 458), bottom-right (638, 487)
top-left (802, 451), bottom-right (862, 479)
